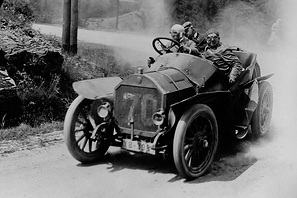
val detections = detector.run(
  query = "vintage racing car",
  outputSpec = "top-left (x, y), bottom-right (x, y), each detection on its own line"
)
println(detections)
top-left (64, 37), bottom-right (273, 180)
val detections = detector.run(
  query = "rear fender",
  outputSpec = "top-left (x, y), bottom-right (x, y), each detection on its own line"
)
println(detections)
top-left (241, 74), bottom-right (273, 89)
top-left (73, 77), bottom-right (122, 99)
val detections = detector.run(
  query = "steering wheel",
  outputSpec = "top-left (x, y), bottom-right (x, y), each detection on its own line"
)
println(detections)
top-left (152, 37), bottom-right (180, 55)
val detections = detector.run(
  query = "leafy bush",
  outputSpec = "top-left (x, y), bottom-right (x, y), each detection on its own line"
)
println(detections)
top-left (1, 0), bottom-right (35, 26)
top-left (1, 2), bottom-right (134, 128)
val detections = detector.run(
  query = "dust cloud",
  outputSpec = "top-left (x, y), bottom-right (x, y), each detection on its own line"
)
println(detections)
top-left (217, 0), bottom-right (297, 193)
top-left (113, 0), bottom-right (169, 68)
top-left (237, 0), bottom-right (297, 162)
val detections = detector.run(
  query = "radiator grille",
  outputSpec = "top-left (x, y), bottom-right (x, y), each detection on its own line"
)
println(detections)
top-left (114, 86), bottom-right (161, 132)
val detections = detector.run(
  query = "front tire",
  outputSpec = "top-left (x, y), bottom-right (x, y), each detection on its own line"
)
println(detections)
top-left (251, 81), bottom-right (273, 138)
top-left (173, 104), bottom-right (218, 179)
top-left (64, 95), bottom-right (110, 163)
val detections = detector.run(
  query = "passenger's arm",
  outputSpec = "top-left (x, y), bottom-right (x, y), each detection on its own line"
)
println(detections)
top-left (180, 41), bottom-right (201, 57)
top-left (222, 50), bottom-right (244, 83)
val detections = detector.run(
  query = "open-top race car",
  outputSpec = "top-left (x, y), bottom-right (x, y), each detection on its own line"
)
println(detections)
top-left (64, 37), bottom-right (273, 180)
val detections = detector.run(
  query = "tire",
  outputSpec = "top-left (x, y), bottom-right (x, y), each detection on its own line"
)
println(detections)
top-left (251, 81), bottom-right (273, 138)
top-left (64, 95), bottom-right (110, 163)
top-left (173, 104), bottom-right (218, 179)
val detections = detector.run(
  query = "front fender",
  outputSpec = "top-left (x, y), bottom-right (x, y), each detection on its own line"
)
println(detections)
top-left (73, 77), bottom-right (122, 99)
top-left (170, 91), bottom-right (233, 133)
top-left (171, 91), bottom-right (232, 116)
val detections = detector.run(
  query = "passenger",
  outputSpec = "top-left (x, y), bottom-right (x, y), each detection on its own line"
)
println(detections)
top-left (182, 21), bottom-right (207, 52)
top-left (148, 24), bottom-right (200, 67)
top-left (202, 29), bottom-right (244, 85)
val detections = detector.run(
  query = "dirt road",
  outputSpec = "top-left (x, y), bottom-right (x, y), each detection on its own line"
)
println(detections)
top-left (0, 129), bottom-right (297, 198)
top-left (0, 24), bottom-right (296, 198)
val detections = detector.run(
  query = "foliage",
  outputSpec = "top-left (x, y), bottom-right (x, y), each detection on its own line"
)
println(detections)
top-left (0, 0), bottom-right (74, 127)
top-left (63, 42), bottom-right (134, 81)
top-left (28, 0), bottom-right (139, 26)
top-left (24, 0), bottom-right (277, 35)
top-left (28, 0), bottom-right (62, 23)
top-left (0, 121), bottom-right (63, 141)
top-left (4, 48), bottom-right (75, 126)
top-left (166, 0), bottom-right (276, 34)
top-left (0, 0), bottom-right (35, 28)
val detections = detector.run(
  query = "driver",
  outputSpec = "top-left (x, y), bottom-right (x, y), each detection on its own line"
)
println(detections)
top-left (167, 24), bottom-right (200, 55)
top-left (148, 24), bottom-right (200, 67)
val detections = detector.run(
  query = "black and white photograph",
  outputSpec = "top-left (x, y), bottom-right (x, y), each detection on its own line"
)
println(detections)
top-left (0, 0), bottom-right (296, 197)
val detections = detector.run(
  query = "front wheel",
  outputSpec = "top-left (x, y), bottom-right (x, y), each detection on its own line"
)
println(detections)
top-left (64, 95), bottom-right (110, 163)
top-left (173, 104), bottom-right (218, 179)
top-left (251, 81), bottom-right (273, 138)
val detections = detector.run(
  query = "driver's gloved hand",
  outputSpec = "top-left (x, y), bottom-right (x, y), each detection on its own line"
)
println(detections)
top-left (229, 75), bottom-right (236, 84)
top-left (179, 46), bottom-right (191, 54)
top-left (147, 57), bottom-right (155, 68)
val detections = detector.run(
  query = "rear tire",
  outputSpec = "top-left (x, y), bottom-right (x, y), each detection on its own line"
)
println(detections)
top-left (251, 81), bottom-right (273, 138)
top-left (173, 104), bottom-right (218, 180)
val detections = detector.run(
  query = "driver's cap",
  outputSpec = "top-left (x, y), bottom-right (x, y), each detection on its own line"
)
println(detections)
top-left (182, 21), bottom-right (192, 29)
top-left (170, 24), bottom-right (184, 34)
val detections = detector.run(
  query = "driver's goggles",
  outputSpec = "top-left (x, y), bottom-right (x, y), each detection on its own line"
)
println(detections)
top-left (206, 35), bottom-right (219, 41)
top-left (184, 26), bottom-right (191, 33)
top-left (169, 31), bottom-right (178, 36)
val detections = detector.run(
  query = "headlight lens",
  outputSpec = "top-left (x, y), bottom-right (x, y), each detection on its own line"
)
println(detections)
top-left (152, 109), bottom-right (165, 126)
top-left (97, 102), bottom-right (111, 119)
top-left (168, 109), bottom-right (176, 128)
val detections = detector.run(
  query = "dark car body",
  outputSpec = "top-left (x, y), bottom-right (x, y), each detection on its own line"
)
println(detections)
top-left (64, 48), bottom-right (273, 179)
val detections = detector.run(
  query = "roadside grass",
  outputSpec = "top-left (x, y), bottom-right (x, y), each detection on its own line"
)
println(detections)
top-left (1, 41), bottom-right (134, 141)
top-left (0, 121), bottom-right (63, 141)
top-left (63, 41), bottom-right (135, 81)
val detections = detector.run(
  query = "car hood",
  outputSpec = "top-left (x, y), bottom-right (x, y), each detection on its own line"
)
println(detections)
top-left (149, 53), bottom-right (217, 87)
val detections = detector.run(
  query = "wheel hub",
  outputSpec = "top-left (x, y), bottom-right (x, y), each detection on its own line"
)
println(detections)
top-left (91, 123), bottom-right (106, 140)
top-left (202, 140), bottom-right (209, 148)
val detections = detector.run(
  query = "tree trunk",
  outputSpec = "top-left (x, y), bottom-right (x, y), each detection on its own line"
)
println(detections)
top-left (116, 0), bottom-right (119, 30)
top-left (62, 0), bottom-right (71, 53)
top-left (70, 0), bottom-right (78, 55)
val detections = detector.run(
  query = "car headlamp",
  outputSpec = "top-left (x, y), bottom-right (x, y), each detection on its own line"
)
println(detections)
top-left (152, 109), bottom-right (165, 126)
top-left (97, 102), bottom-right (111, 119)
top-left (168, 109), bottom-right (176, 128)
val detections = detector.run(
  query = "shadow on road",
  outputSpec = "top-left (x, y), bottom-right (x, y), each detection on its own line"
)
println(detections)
top-left (77, 139), bottom-right (257, 183)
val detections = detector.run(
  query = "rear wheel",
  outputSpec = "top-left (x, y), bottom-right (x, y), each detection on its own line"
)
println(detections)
top-left (173, 104), bottom-right (218, 179)
top-left (64, 95), bottom-right (111, 163)
top-left (251, 81), bottom-right (273, 138)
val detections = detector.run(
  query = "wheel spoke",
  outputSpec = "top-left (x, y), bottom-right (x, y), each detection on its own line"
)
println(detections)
top-left (201, 124), bottom-right (207, 136)
top-left (74, 128), bottom-right (85, 133)
top-left (81, 137), bottom-right (88, 151)
top-left (76, 118), bottom-right (86, 125)
top-left (184, 144), bottom-right (192, 153)
top-left (187, 116), bottom-right (213, 171)
top-left (76, 133), bottom-right (86, 143)
top-left (190, 149), bottom-right (200, 168)
top-left (185, 148), bottom-right (193, 164)
top-left (89, 139), bottom-right (93, 152)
